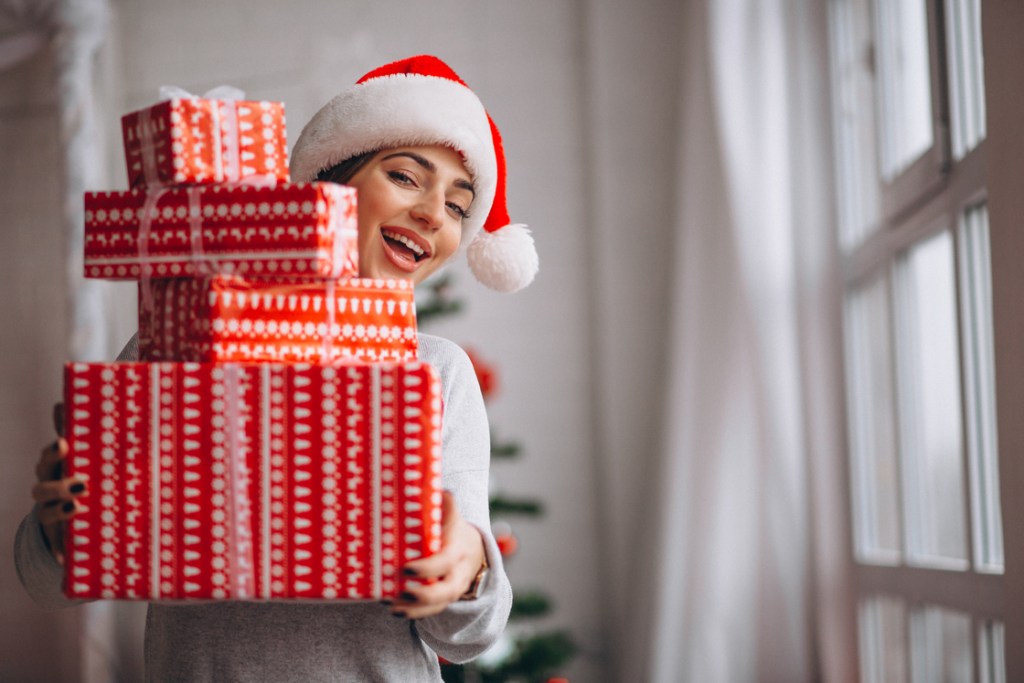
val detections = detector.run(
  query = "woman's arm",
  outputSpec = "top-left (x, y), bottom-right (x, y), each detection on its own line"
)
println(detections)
top-left (404, 336), bottom-right (514, 663)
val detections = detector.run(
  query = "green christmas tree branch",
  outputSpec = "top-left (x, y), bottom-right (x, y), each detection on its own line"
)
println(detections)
top-left (489, 495), bottom-right (543, 517)
top-left (479, 631), bottom-right (577, 683)
top-left (416, 273), bottom-right (464, 325)
top-left (490, 439), bottom-right (521, 459)
top-left (509, 591), bottom-right (552, 620)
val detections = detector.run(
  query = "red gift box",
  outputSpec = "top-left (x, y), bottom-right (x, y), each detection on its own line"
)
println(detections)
top-left (138, 276), bottom-right (418, 364)
top-left (63, 361), bottom-right (442, 601)
top-left (84, 182), bottom-right (358, 280)
top-left (122, 97), bottom-right (289, 189)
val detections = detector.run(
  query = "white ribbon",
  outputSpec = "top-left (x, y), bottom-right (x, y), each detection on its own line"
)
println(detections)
top-left (371, 366), bottom-right (382, 599)
top-left (137, 105), bottom-right (160, 188)
top-left (327, 188), bottom-right (348, 278)
top-left (225, 364), bottom-right (256, 599)
top-left (186, 187), bottom-right (215, 277)
top-left (137, 188), bottom-right (169, 318)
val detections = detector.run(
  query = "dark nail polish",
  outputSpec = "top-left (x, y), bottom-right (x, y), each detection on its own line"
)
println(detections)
top-left (392, 611), bottom-right (407, 618)
top-left (402, 567), bottom-right (418, 576)
top-left (379, 599), bottom-right (393, 606)
top-left (400, 591), bottom-right (417, 602)
top-left (44, 499), bottom-right (61, 507)
top-left (70, 483), bottom-right (85, 494)
top-left (62, 502), bottom-right (75, 513)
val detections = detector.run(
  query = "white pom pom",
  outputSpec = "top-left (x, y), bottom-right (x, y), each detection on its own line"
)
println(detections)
top-left (467, 224), bottom-right (538, 293)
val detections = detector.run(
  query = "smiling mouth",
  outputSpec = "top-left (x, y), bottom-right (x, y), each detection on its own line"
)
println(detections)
top-left (382, 228), bottom-right (429, 262)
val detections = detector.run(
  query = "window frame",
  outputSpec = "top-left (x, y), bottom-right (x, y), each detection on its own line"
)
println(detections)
top-left (818, 0), bottom-right (1020, 680)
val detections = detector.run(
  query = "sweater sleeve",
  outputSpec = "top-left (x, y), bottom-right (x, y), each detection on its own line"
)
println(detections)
top-left (412, 335), bottom-right (513, 663)
top-left (14, 508), bottom-right (84, 610)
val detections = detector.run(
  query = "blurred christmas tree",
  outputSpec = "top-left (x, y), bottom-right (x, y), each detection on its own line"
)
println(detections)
top-left (418, 274), bottom-right (576, 683)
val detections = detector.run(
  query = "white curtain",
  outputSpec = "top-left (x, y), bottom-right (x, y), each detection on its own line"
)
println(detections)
top-left (1, 1), bottom-right (145, 681)
top-left (588, 0), bottom-right (838, 681)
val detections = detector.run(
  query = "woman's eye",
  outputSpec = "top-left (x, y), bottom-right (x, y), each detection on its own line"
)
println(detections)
top-left (387, 170), bottom-right (415, 186)
top-left (447, 202), bottom-right (469, 219)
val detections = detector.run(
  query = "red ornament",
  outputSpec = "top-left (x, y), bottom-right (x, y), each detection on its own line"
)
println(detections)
top-left (463, 347), bottom-right (498, 401)
top-left (495, 532), bottom-right (518, 557)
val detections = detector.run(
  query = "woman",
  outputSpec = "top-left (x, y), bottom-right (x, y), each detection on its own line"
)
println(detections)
top-left (16, 54), bottom-right (538, 681)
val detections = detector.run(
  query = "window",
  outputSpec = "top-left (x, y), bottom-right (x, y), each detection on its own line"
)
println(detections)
top-left (827, 0), bottom-right (1007, 680)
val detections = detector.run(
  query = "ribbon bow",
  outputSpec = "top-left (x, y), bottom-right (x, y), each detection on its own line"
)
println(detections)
top-left (158, 84), bottom-right (246, 102)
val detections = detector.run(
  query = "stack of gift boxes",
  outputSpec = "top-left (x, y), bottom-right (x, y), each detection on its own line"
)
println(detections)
top-left (63, 93), bottom-right (442, 602)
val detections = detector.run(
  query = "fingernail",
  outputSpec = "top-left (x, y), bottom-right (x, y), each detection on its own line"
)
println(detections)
top-left (44, 499), bottom-right (61, 508)
top-left (379, 599), bottom-right (393, 606)
top-left (70, 483), bottom-right (86, 494)
top-left (62, 502), bottom-right (75, 513)
top-left (400, 591), bottom-right (417, 602)
top-left (392, 611), bottom-right (407, 618)
top-left (402, 567), bottom-right (418, 576)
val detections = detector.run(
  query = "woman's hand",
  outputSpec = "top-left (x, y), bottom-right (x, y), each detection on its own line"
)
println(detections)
top-left (389, 491), bottom-right (486, 619)
top-left (31, 403), bottom-right (87, 564)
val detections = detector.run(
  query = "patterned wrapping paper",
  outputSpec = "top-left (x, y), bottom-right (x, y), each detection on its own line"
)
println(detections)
top-left (121, 98), bottom-right (289, 189)
top-left (84, 182), bottom-right (358, 280)
top-left (63, 361), bottom-right (443, 602)
top-left (138, 276), bottom-right (418, 364)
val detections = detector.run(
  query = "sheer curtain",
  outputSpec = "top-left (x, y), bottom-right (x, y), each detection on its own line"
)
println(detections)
top-left (586, 0), bottom-right (838, 680)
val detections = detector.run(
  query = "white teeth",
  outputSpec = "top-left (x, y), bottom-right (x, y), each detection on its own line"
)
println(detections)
top-left (382, 229), bottom-right (426, 256)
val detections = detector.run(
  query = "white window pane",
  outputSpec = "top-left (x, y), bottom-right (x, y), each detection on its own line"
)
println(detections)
top-left (958, 203), bottom-right (1003, 572)
top-left (944, 0), bottom-right (986, 158)
top-left (895, 231), bottom-right (968, 566)
top-left (910, 606), bottom-right (972, 683)
top-left (978, 620), bottom-right (1006, 683)
top-left (874, 0), bottom-right (934, 179)
top-left (845, 277), bottom-right (902, 562)
top-left (859, 596), bottom-right (909, 683)
top-left (829, 0), bottom-right (882, 247)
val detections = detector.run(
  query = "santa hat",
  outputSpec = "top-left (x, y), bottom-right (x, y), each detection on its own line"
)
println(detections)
top-left (290, 55), bottom-right (538, 293)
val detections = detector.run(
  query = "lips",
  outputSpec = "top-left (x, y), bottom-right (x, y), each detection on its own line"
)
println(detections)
top-left (380, 226), bottom-right (431, 273)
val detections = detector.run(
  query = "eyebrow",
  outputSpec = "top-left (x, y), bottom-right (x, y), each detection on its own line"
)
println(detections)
top-left (381, 151), bottom-right (476, 197)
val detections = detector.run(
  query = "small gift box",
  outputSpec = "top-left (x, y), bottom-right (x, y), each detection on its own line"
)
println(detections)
top-left (138, 276), bottom-right (418, 363)
top-left (121, 93), bottom-right (289, 189)
top-left (83, 182), bottom-right (358, 280)
top-left (63, 361), bottom-right (443, 601)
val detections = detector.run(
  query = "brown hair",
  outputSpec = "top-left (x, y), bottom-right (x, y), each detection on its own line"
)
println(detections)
top-left (315, 151), bottom-right (377, 185)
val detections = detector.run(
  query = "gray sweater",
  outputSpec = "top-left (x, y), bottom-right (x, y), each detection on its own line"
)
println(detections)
top-left (15, 333), bottom-right (511, 682)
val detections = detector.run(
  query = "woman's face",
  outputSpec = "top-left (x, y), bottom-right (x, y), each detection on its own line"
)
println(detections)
top-left (346, 144), bottom-right (473, 285)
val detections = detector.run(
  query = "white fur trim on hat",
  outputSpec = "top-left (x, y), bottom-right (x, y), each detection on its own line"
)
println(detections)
top-left (290, 74), bottom-right (497, 246)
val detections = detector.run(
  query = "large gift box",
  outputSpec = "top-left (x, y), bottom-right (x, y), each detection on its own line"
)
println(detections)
top-left (84, 182), bottom-right (358, 280)
top-left (122, 97), bottom-right (289, 189)
top-left (63, 361), bottom-right (442, 601)
top-left (138, 276), bottom-right (418, 363)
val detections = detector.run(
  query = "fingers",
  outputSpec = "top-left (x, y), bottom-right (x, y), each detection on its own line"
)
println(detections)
top-left (53, 402), bottom-right (65, 438)
top-left (389, 493), bottom-right (485, 619)
top-left (36, 438), bottom-right (68, 483)
top-left (32, 477), bottom-right (87, 526)
top-left (389, 570), bottom-right (473, 619)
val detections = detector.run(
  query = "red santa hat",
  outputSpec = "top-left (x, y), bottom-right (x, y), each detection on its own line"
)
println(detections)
top-left (290, 55), bottom-right (538, 293)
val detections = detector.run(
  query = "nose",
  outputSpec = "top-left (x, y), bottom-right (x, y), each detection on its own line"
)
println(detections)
top-left (409, 190), bottom-right (445, 231)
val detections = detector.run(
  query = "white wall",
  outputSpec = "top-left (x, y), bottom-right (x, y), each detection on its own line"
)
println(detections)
top-left (2, 1), bottom-right (610, 681)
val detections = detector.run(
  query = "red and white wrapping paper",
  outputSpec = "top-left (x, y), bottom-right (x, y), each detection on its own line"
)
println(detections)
top-left (121, 98), bottom-right (289, 189)
top-left (138, 276), bottom-right (418, 363)
top-left (63, 361), bottom-right (443, 601)
top-left (84, 182), bottom-right (358, 280)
